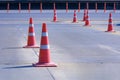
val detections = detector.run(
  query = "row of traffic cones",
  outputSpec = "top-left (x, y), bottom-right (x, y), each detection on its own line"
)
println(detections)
top-left (71, 9), bottom-right (91, 26)
top-left (24, 12), bottom-right (114, 49)
top-left (54, 9), bottom-right (115, 32)
top-left (53, 9), bottom-right (91, 27)
top-left (24, 18), bottom-right (57, 67)
top-left (72, 9), bottom-right (91, 26)
top-left (25, 12), bottom-right (115, 48)
top-left (82, 9), bottom-right (115, 32)
top-left (53, 9), bottom-right (91, 26)
top-left (23, 12), bottom-right (115, 66)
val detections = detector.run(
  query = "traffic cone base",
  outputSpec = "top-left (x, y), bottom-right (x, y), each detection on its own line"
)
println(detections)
top-left (72, 20), bottom-right (78, 23)
top-left (72, 21), bottom-right (78, 23)
top-left (33, 62), bottom-right (57, 67)
top-left (72, 18), bottom-right (78, 23)
top-left (23, 45), bottom-right (39, 48)
top-left (84, 21), bottom-right (91, 26)
top-left (53, 16), bottom-right (58, 22)
top-left (52, 20), bottom-right (58, 22)
top-left (105, 24), bottom-right (115, 32)
top-left (53, 18), bottom-right (57, 22)
top-left (84, 25), bottom-right (91, 27)
top-left (105, 30), bottom-right (115, 32)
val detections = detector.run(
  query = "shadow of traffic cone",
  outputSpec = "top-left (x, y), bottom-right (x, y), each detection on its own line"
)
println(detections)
top-left (84, 13), bottom-right (91, 26)
top-left (53, 9), bottom-right (57, 22)
top-left (33, 23), bottom-right (57, 67)
top-left (73, 10), bottom-right (78, 23)
top-left (83, 9), bottom-right (87, 21)
top-left (23, 18), bottom-right (39, 48)
top-left (105, 13), bottom-right (115, 32)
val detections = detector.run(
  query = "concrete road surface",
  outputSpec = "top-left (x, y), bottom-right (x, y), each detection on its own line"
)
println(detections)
top-left (0, 10), bottom-right (120, 80)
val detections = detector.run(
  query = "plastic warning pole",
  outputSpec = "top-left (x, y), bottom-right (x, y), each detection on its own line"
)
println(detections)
top-left (28, 3), bottom-right (31, 13)
top-left (7, 3), bottom-right (10, 13)
top-left (95, 3), bottom-right (98, 13)
top-left (104, 2), bottom-right (106, 13)
top-left (86, 2), bottom-right (89, 11)
top-left (78, 2), bottom-right (80, 12)
top-left (40, 2), bottom-right (42, 13)
top-left (66, 2), bottom-right (68, 13)
top-left (53, 2), bottom-right (56, 10)
top-left (18, 3), bottom-right (21, 13)
top-left (114, 2), bottom-right (116, 13)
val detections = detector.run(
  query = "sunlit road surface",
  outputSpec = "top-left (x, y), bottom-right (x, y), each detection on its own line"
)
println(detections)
top-left (0, 10), bottom-right (120, 80)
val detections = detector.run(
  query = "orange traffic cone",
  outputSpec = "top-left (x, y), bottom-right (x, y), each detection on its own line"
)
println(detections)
top-left (105, 13), bottom-right (115, 32)
top-left (33, 23), bottom-right (57, 67)
top-left (23, 18), bottom-right (39, 48)
top-left (83, 9), bottom-right (87, 21)
top-left (73, 10), bottom-right (78, 23)
top-left (53, 9), bottom-right (57, 22)
top-left (84, 13), bottom-right (91, 26)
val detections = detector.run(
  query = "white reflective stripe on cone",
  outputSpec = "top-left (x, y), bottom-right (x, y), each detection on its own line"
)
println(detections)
top-left (42, 32), bottom-right (48, 36)
top-left (108, 23), bottom-right (112, 24)
top-left (29, 33), bottom-right (35, 36)
top-left (29, 24), bottom-right (34, 27)
top-left (40, 45), bottom-right (50, 49)
top-left (74, 16), bottom-right (77, 18)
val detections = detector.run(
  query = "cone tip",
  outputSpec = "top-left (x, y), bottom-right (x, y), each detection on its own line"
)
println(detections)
top-left (42, 23), bottom-right (47, 32)
top-left (109, 12), bottom-right (112, 17)
top-left (42, 23), bottom-right (46, 26)
top-left (29, 17), bottom-right (33, 24)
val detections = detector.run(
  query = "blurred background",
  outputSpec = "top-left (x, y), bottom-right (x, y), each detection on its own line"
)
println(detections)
top-left (0, 0), bottom-right (119, 10)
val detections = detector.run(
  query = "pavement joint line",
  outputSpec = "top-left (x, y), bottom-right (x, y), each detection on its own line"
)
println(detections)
top-left (17, 27), bottom-right (55, 80)
top-left (16, 25), bottom-right (55, 77)
top-left (32, 48), bottom-right (39, 56)
top-left (47, 68), bottom-right (56, 80)
top-left (17, 26), bottom-right (39, 57)
top-left (16, 23), bottom-right (57, 80)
